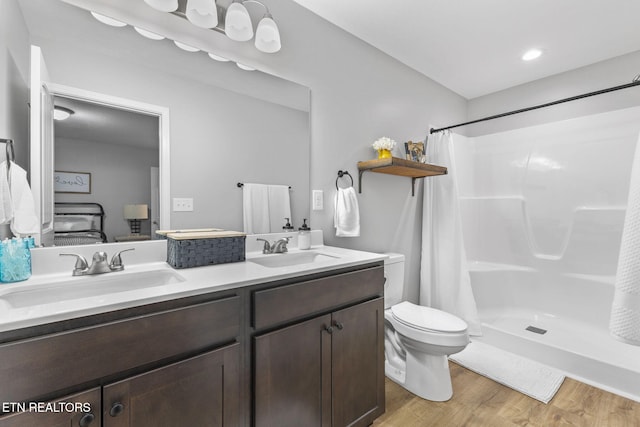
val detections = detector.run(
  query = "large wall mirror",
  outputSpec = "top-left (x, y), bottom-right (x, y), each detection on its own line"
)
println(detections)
top-left (17, 0), bottom-right (311, 245)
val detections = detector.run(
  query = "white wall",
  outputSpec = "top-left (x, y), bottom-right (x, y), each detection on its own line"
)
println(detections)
top-left (0, 0), bottom-right (29, 168)
top-left (55, 137), bottom-right (159, 240)
top-left (466, 50), bottom-right (640, 137)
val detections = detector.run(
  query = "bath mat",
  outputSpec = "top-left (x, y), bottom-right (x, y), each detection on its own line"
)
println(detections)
top-left (449, 341), bottom-right (565, 403)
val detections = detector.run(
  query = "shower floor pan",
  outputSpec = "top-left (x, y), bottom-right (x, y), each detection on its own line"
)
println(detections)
top-left (473, 307), bottom-right (640, 403)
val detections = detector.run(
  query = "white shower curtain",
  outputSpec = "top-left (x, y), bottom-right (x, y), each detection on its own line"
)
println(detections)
top-left (420, 131), bottom-right (482, 336)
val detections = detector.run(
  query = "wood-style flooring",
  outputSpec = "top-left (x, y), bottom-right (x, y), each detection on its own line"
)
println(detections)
top-left (373, 362), bottom-right (640, 427)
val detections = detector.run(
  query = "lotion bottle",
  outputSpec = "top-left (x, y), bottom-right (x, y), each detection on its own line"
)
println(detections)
top-left (298, 219), bottom-right (311, 250)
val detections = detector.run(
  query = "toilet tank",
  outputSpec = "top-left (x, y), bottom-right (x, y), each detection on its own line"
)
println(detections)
top-left (383, 253), bottom-right (405, 309)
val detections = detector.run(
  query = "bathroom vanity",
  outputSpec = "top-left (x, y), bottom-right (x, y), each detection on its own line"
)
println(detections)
top-left (0, 240), bottom-right (385, 427)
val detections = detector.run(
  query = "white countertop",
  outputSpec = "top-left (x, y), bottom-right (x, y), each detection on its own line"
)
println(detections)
top-left (0, 234), bottom-right (385, 334)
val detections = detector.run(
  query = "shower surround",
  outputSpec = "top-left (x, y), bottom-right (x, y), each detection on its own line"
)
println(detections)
top-left (455, 106), bottom-right (640, 401)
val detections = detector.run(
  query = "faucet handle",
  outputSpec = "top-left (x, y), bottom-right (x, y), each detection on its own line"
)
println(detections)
top-left (110, 248), bottom-right (135, 271)
top-left (60, 253), bottom-right (89, 275)
top-left (256, 238), bottom-right (272, 254)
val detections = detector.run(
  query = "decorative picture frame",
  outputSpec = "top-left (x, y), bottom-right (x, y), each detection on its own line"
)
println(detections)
top-left (54, 171), bottom-right (92, 194)
top-left (405, 141), bottom-right (426, 163)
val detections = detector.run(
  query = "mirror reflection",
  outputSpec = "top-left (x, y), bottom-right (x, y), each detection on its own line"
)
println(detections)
top-left (16, 0), bottom-right (311, 245)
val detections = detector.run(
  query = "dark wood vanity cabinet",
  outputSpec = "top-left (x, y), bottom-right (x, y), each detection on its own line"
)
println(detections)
top-left (0, 261), bottom-right (385, 427)
top-left (253, 265), bottom-right (385, 427)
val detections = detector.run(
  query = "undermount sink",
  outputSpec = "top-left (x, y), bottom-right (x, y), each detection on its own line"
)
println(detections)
top-left (0, 269), bottom-right (185, 308)
top-left (249, 251), bottom-right (340, 268)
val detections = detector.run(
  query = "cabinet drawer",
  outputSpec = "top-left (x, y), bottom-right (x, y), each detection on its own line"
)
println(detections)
top-left (0, 295), bottom-right (240, 403)
top-left (253, 265), bottom-right (383, 330)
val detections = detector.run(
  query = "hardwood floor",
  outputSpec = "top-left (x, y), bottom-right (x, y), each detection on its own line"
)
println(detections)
top-left (373, 362), bottom-right (640, 427)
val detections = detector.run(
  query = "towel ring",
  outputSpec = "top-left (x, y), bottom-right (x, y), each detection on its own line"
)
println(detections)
top-left (336, 170), bottom-right (353, 190)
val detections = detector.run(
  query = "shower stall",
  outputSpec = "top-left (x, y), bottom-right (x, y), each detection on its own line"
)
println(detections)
top-left (454, 106), bottom-right (640, 401)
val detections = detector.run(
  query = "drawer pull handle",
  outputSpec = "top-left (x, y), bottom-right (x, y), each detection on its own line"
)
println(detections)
top-left (333, 321), bottom-right (344, 330)
top-left (323, 325), bottom-right (334, 334)
top-left (109, 402), bottom-right (125, 417)
top-left (78, 413), bottom-right (95, 427)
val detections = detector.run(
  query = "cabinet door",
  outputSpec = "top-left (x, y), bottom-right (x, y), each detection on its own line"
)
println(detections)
top-left (254, 314), bottom-right (332, 427)
top-left (331, 298), bottom-right (385, 427)
top-left (0, 387), bottom-right (101, 427)
top-left (103, 344), bottom-right (240, 427)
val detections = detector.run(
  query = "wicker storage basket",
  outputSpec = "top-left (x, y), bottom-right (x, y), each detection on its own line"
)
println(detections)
top-left (159, 230), bottom-right (246, 269)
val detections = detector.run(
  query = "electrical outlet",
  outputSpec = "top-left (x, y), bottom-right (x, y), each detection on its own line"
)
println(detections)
top-left (173, 198), bottom-right (193, 212)
top-left (312, 190), bottom-right (323, 210)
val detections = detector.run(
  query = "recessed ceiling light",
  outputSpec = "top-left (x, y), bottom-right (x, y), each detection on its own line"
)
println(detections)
top-left (174, 41), bottom-right (200, 52)
top-left (522, 48), bottom-right (543, 61)
top-left (91, 11), bottom-right (127, 27)
top-left (134, 27), bottom-right (165, 40)
top-left (208, 53), bottom-right (230, 62)
top-left (53, 106), bottom-right (74, 121)
top-left (236, 63), bottom-right (255, 71)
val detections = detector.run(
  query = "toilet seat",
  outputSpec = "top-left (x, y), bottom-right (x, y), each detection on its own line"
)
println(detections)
top-left (391, 301), bottom-right (467, 334)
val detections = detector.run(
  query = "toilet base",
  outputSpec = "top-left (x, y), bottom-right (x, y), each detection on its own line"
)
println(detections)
top-left (404, 351), bottom-right (454, 401)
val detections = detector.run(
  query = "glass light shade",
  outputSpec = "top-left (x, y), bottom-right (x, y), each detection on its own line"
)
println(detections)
top-left (522, 48), bottom-right (542, 61)
top-left (225, 2), bottom-right (253, 42)
top-left (236, 63), bottom-right (255, 71)
top-left (255, 16), bottom-right (281, 53)
top-left (90, 12), bottom-right (127, 27)
top-left (174, 41), bottom-right (200, 52)
top-left (53, 106), bottom-right (74, 121)
top-left (134, 27), bottom-right (165, 40)
top-left (208, 52), bottom-right (230, 62)
top-left (123, 204), bottom-right (149, 220)
top-left (143, 0), bottom-right (178, 12)
top-left (186, 0), bottom-right (218, 28)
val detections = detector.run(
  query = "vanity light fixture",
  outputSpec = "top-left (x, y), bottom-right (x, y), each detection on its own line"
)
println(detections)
top-left (143, 0), bottom-right (178, 13)
top-left (208, 52), bottom-right (230, 62)
top-left (134, 26), bottom-right (165, 40)
top-left (90, 11), bottom-right (127, 27)
top-left (53, 106), bottom-right (74, 121)
top-left (141, 0), bottom-right (282, 54)
top-left (522, 48), bottom-right (543, 61)
top-left (174, 40), bottom-right (200, 52)
top-left (186, 0), bottom-right (218, 29)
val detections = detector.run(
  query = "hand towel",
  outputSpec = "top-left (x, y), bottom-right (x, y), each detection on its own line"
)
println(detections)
top-left (267, 185), bottom-right (291, 232)
top-left (610, 134), bottom-right (640, 346)
top-left (334, 186), bottom-right (360, 237)
top-left (8, 161), bottom-right (39, 236)
top-left (242, 183), bottom-right (271, 234)
top-left (0, 162), bottom-right (13, 224)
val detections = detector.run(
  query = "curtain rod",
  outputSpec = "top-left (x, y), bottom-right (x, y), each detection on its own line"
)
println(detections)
top-left (429, 77), bottom-right (640, 134)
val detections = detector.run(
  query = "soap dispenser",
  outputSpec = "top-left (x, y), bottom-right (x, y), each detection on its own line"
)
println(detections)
top-left (283, 218), bottom-right (294, 231)
top-left (298, 219), bottom-right (311, 250)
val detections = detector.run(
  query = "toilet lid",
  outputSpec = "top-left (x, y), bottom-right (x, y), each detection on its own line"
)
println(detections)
top-left (391, 301), bottom-right (468, 333)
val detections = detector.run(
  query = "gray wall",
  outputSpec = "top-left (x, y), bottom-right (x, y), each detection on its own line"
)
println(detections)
top-left (55, 137), bottom-right (158, 240)
top-left (0, 0), bottom-right (29, 167)
top-left (467, 50), bottom-right (640, 137)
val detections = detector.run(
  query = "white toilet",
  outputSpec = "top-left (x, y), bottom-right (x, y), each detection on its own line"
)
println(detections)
top-left (383, 253), bottom-right (469, 401)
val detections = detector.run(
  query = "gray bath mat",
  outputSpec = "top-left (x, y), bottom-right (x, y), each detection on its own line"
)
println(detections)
top-left (449, 340), bottom-right (565, 403)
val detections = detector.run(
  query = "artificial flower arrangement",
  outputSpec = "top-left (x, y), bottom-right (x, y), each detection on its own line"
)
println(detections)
top-left (372, 137), bottom-right (396, 159)
top-left (372, 136), bottom-right (396, 151)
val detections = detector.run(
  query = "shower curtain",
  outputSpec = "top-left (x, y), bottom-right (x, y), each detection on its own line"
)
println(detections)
top-left (420, 131), bottom-right (482, 336)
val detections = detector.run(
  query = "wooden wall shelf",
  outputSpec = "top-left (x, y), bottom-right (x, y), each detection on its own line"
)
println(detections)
top-left (357, 157), bottom-right (448, 196)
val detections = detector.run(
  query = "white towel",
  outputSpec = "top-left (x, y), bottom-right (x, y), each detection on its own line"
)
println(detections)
top-left (0, 162), bottom-right (13, 224)
top-left (610, 135), bottom-right (640, 346)
top-left (267, 185), bottom-right (291, 232)
top-left (8, 161), bottom-right (39, 236)
top-left (334, 187), bottom-right (360, 237)
top-left (243, 183), bottom-right (271, 234)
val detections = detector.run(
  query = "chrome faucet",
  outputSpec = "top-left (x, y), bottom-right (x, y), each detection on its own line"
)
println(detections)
top-left (60, 248), bottom-right (135, 276)
top-left (255, 237), bottom-right (293, 254)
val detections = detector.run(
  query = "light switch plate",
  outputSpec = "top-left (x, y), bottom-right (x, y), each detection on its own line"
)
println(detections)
top-left (312, 190), bottom-right (323, 210)
top-left (173, 198), bottom-right (193, 212)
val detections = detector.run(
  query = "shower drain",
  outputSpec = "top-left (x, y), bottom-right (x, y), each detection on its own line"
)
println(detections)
top-left (525, 325), bottom-right (547, 335)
